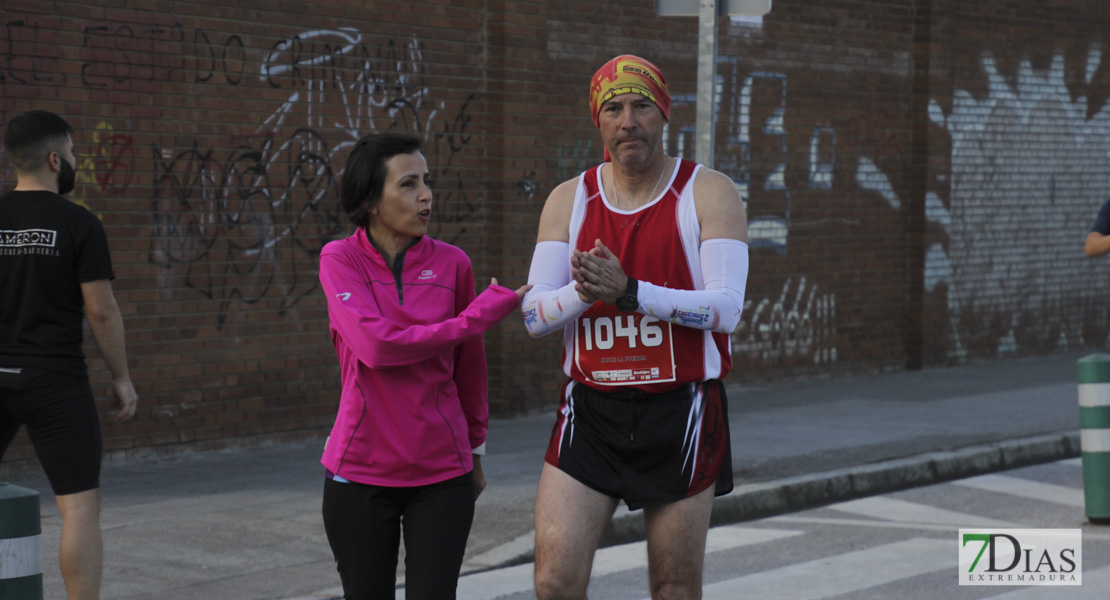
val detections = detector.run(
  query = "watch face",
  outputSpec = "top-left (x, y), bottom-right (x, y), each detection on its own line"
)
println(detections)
top-left (617, 294), bottom-right (637, 312)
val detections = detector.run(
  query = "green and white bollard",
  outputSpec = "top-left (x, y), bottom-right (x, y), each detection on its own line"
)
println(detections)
top-left (0, 482), bottom-right (42, 599)
top-left (1078, 353), bottom-right (1110, 524)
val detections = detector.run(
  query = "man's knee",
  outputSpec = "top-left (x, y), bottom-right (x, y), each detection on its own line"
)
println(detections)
top-left (534, 567), bottom-right (586, 600)
top-left (534, 552), bottom-right (592, 600)
top-left (55, 488), bottom-right (101, 522)
top-left (533, 572), bottom-right (562, 600)
top-left (652, 579), bottom-right (700, 600)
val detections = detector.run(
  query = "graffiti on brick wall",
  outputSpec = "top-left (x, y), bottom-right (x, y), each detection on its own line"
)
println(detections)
top-left (734, 277), bottom-right (837, 364)
top-left (0, 14), bottom-right (476, 326)
top-left (0, 18), bottom-right (55, 86)
top-left (927, 48), bottom-right (1110, 357)
top-left (89, 122), bottom-right (135, 194)
top-left (80, 20), bottom-right (244, 87)
top-left (849, 108), bottom-right (907, 215)
top-left (724, 69), bottom-right (790, 253)
top-left (668, 62), bottom-right (840, 365)
top-left (517, 170), bottom-right (538, 199)
top-left (148, 129), bottom-right (340, 326)
top-left (72, 121), bottom-right (134, 213)
top-left (148, 29), bottom-right (477, 327)
top-left (0, 19), bottom-right (51, 193)
top-left (257, 28), bottom-right (477, 240)
top-left (424, 94), bottom-right (477, 242)
top-left (668, 65), bottom-right (794, 253)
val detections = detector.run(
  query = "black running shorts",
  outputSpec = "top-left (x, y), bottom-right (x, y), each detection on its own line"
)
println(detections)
top-left (544, 378), bottom-right (733, 510)
top-left (0, 366), bottom-right (102, 495)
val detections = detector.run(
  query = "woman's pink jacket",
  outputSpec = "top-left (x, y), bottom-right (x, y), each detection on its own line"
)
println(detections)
top-left (318, 230), bottom-right (519, 486)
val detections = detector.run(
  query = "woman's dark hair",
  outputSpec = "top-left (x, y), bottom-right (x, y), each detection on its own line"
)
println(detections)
top-left (341, 132), bottom-right (423, 229)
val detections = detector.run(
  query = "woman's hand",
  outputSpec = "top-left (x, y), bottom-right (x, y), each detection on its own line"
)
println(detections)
top-left (472, 455), bottom-right (486, 500)
top-left (490, 278), bottom-right (533, 303)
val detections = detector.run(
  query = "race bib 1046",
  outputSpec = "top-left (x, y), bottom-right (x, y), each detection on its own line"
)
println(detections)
top-left (574, 312), bottom-right (676, 385)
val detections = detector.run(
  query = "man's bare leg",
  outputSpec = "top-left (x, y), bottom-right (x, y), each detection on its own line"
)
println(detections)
top-left (643, 486), bottom-right (715, 600)
top-left (56, 488), bottom-right (103, 600)
top-left (534, 463), bottom-right (619, 600)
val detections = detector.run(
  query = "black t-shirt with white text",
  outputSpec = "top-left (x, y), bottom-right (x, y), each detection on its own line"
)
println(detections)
top-left (0, 190), bottom-right (115, 375)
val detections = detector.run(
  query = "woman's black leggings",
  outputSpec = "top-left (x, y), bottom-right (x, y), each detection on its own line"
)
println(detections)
top-left (322, 471), bottom-right (476, 600)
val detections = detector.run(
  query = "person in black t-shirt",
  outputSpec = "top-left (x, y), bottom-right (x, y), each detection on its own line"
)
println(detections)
top-left (0, 110), bottom-right (137, 600)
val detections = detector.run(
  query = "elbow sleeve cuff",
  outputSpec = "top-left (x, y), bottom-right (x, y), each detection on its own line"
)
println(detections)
top-left (702, 238), bottom-right (748, 332)
top-left (636, 239), bottom-right (748, 334)
top-left (522, 241), bottom-right (590, 337)
top-left (522, 282), bottom-right (590, 337)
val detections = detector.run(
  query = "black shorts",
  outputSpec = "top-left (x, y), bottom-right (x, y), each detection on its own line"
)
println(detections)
top-left (0, 366), bottom-right (102, 495)
top-left (544, 379), bottom-right (733, 511)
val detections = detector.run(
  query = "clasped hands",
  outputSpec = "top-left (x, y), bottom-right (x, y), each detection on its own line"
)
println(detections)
top-left (572, 239), bottom-right (629, 304)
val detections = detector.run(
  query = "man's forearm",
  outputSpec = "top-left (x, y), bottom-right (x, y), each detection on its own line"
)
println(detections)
top-left (1087, 232), bottom-right (1110, 257)
top-left (87, 304), bottom-right (131, 381)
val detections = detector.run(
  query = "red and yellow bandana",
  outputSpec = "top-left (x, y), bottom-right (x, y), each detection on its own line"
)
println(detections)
top-left (589, 55), bottom-right (671, 128)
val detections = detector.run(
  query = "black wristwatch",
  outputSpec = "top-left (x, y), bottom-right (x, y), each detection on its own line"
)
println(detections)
top-left (615, 277), bottom-right (639, 313)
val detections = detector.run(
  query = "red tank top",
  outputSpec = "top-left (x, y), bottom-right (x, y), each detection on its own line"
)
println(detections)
top-left (565, 159), bottom-right (731, 393)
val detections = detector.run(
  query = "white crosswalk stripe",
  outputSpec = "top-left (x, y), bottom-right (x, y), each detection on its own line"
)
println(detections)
top-left (690, 538), bottom-right (952, 600)
top-left (952, 473), bottom-right (1085, 507)
top-left (828, 495), bottom-right (1023, 528)
top-left (455, 526), bottom-right (801, 600)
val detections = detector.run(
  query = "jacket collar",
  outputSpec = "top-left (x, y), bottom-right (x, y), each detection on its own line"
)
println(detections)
top-left (355, 228), bottom-right (429, 267)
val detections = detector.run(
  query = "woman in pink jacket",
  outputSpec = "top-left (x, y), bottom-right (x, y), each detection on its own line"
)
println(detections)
top-left (318, 132), bottom-right (528, 599)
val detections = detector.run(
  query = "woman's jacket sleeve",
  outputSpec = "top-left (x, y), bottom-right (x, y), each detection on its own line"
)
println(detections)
top-left (319, 250), bottom-right (519, 369)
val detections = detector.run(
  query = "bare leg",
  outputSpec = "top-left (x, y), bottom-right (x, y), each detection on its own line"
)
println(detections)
top-left (534, 463), bottom-right (619, 600)
top-left (643, 486), bottom-right (715, 600)
top-left (55, 488), bottom-right (103, 600)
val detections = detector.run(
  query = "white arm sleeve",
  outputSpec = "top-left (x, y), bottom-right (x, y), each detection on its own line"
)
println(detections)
top-left (637, 238), bottom-right (748, 333)
top-left (521, 241), bottom-right (592, 338)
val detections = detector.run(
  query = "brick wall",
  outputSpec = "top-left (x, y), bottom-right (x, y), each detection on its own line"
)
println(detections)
top-left (2, 0), bottom-right (1108, 469)
top-left (917, 1), bottom-right (1110, 365)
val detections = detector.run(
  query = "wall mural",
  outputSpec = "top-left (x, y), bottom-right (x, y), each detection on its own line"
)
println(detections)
top-left (928, 47), bottom-right (1110, 358)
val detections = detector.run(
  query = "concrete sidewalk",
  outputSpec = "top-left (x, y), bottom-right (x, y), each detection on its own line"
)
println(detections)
top-left (2, 352), bottom-right (1086, 599)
